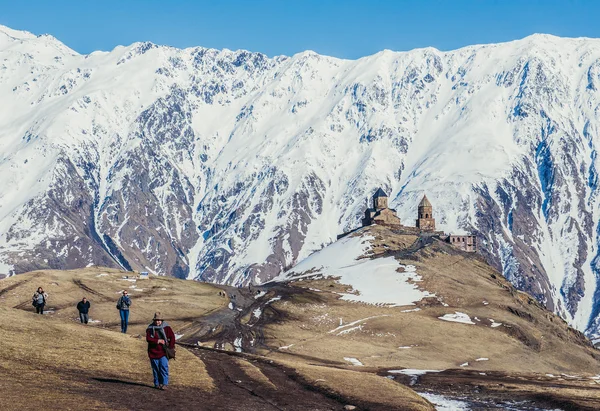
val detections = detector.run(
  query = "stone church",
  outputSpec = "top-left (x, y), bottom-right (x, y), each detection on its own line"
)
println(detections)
top-left (361, 188), bottom-right (402, 227)
top-left (361, 188), bottom-right (476, 252)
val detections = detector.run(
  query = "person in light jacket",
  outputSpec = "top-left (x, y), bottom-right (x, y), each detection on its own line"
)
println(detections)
top-left (146, 312), bottom-right (176, 390)
top-left (32, 287), bottom-right (48, 315)
top-left (116, 290), bottom-right (131, 333)
top-left (76, 297), bottom-right (91, 324)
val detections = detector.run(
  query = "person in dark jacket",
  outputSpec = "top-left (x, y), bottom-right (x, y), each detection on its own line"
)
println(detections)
top-left (146, 312), bottom-right (176, 390)
top-left (76, 297), bottom-right (91, 324)
top-left (116, 290), bottom-right (131, 333)
top-left (32, 287), bottom-right (48, 314)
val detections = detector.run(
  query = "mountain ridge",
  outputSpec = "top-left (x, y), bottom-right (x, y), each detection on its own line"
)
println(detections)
top-left (2, 24), bottom-right (600, 340)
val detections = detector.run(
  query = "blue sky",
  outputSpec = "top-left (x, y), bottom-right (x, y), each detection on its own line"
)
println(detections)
top-left (1, 0), bottom-right (599, 59)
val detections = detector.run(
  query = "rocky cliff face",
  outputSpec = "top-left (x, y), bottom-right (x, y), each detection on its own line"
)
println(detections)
top-left (1, 25), bottom-right (600, 337)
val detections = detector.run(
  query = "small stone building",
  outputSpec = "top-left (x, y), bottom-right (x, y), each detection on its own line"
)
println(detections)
top-left (362, 188), bottom-right (401, 227)
top-left (415, 195), bottom-right (436, 231)
top-left (446, 235), bottom-right (477, 252)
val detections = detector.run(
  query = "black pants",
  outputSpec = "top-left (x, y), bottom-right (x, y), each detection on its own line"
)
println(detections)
top-left (36, 303), bottom-right (44, 314)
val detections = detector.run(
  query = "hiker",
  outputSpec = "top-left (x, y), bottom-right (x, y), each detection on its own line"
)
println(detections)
top-left (77, 297), bottom-right (91, 324)
top-left (146, 312), bottom-right (176, 390)
top-left (32, 287), bottom-right (48, 315)
top-left (116, 290), bottom-right (131, 333)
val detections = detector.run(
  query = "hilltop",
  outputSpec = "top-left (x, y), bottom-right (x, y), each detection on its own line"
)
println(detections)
top-left (261, 225), bottom-right (600, 409)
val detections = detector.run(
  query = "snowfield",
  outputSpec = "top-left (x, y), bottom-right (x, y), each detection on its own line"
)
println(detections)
top-left (275, 234), bottom-right (434, 307)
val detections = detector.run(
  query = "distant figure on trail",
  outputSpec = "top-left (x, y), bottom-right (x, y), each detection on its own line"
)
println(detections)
top-left (32, 287), bottom-right (48, 315)
top-left (116, 290), bottom-right (131, 333)
top-left (77, 297), bottom-right (91, 324)
top-left (146, 312), bottom-right (176, 390)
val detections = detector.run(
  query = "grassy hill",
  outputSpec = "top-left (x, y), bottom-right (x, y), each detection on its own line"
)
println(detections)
top-left (4, 227), bottom-right (600, 410)
top-left (0, 267), bottom-right (433, 411)
top-left (263, 225), bottom-right (600, 409)
top-left (0, 267), bottom-right (225, 335)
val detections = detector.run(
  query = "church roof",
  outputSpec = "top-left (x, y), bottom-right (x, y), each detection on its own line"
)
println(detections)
top-left (372, 188), bottom-right (387, 198)
top-left (419, 195), bottom-right (432, 207)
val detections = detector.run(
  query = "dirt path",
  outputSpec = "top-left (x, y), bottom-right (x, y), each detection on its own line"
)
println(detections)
top-left (177, 284), bottom-right (285, 351)
top-left (169, 285), bottom-right (372, 410)
top-left (72, 278), bottom-right (114, 301)
top-left (189, 347), bottom-right (347, 410)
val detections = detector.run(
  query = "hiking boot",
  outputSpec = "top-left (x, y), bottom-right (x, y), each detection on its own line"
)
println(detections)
top-left (159, 385), bottom-right (166, 390)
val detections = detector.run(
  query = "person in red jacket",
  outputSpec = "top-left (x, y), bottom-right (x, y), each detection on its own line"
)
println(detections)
top-left (146, 312), bottom-right (176, 390)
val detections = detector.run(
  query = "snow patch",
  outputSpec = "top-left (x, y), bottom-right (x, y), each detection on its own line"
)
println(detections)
top-left (343, 357), bottom-right (363, 366)
top-left (233, 337), bottom-right (243, 352)
top-left (388, 369), bottom-right (442, 376)
top-left (277, 235), bottom-right (433, 307)
top-left (418, 393), bottom-right (470, 411)
top-left (489, 319), bottom-right (503, 328)
top-left (438, 312), bottom-right (475, 325)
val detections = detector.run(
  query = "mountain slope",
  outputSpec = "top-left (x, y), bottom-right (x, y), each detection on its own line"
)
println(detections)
top-left (271, 225), bottom-right (599, 374)
top-left (266, 225), bottom-right (600, 409)
top-left (2, 25), bottom-right (600, 336)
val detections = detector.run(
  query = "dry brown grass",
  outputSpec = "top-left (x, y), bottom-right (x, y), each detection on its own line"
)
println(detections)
top-left (0, 267), bottom-right (226, 336)
top-left (0, 306), bottom-right (214, 410)
top-left (0, 265), bottom-right (435, 410)
top-left (285, 360), bottom-right (434, 410)
top-left (235, 358), bottom-right (278, 390)
top-left (0, 267), bottom-right (225, 410)
top-left (263, 225), bottom-right (600, 376)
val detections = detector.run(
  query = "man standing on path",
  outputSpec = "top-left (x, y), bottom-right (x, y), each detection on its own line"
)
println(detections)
top-left (116, 290), bottom-right (131, 333)
top-left (146, 312), bottom-right (176, 390)
top-left (76, 297), bottom-right (91, 324)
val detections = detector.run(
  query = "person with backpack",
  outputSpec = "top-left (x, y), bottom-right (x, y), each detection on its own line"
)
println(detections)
top-left (146, 312), bottom-right (176, 390)
top-left (32, 287), bottom-right (48, 314)
top-left (116, 290), bottom-right (131, 333)
top-left (76, 297), bottom-right (91, 324)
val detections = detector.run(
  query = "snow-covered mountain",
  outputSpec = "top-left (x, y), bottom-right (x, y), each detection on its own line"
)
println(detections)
top-left (2, 25), bottom-right (600, 337)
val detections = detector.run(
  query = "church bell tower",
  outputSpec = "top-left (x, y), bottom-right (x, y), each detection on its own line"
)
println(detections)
top-left (416, 195), bottom-right (435, 231)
